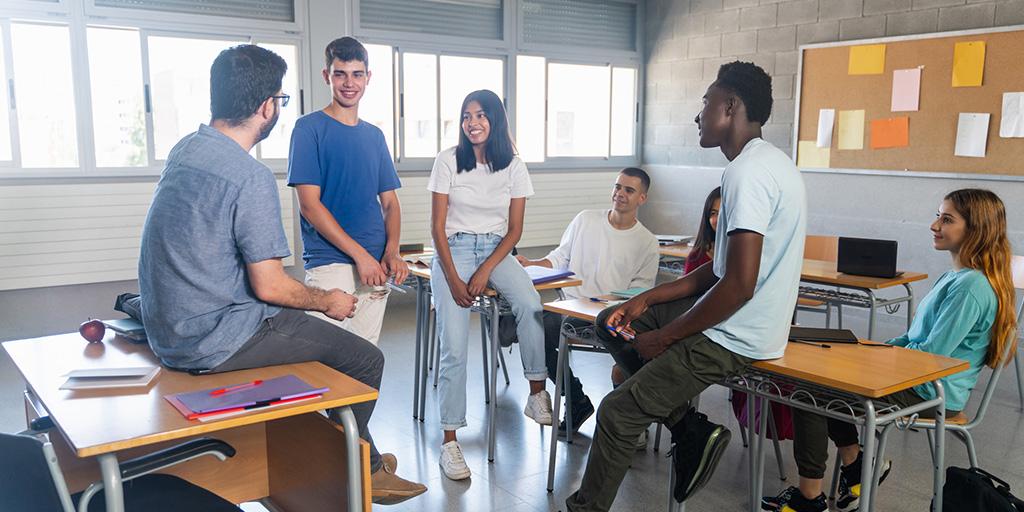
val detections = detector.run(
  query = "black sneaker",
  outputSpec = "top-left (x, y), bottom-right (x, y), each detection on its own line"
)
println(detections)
top-left (780, 492), bottom-right (827, 512)
top-left (761, 485), bottom-right (800, 511)
top-left (668, 407), bottom-right (731, 503)
top-left (557, 396), bottom-right (595, 437)
top-left (835, 453), bottom-right (892, 512)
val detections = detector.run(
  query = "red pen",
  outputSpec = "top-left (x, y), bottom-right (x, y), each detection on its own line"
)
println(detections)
top-left (210, 379), bottom-right (263, 396)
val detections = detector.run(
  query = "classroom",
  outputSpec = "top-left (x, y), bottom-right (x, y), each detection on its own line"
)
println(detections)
top-left (1, 0), bottom-right (1023, 511)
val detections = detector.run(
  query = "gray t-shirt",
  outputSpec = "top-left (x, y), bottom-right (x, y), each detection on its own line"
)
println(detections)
top-left (139, 124), bottom-right (291, 369)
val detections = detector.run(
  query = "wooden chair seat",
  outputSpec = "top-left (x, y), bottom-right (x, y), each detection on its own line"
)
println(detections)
top-left (914, 411), bottom-right (970, 426)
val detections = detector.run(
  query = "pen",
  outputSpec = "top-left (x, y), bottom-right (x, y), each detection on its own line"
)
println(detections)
top-left (605, 325), bottom-right (635, 340)
top-left (387, 282), bottom-right (407, 294)
top-left (791, 339), bottom-right (831, 349)
top-left (210, 379), bottom-right (263, 396)
top-left (589, 297), bottom-right (608, 303)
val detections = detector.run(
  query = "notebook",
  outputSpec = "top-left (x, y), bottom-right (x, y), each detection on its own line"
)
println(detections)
top-left (168, 374), bottom-right (328, 416)
top-left (103, 318), bottom-right (147, 342)
top-left (788, 326), bottom-right (859, 344)
top-left (656, 234), bottom-right (695, 245)
top-left (610, 287), bottom-right (649, 298)
top-left (524, 266), bottom-right (574, 284)
top-left (60, 366), bottom-right (161, 390)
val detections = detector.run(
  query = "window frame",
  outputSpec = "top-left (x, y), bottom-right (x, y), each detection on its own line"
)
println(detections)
top-left (0, 5), bottom-right (306, 179)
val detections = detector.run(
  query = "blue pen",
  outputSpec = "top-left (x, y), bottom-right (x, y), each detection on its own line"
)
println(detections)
top-left (589, 297), bottom-right (607, 303)
top-left (604, 325), bottom-right (635, 340)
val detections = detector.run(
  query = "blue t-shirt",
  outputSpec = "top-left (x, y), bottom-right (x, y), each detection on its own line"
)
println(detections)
top-left (287, 112), bottom-right (401, 269)
top-left (888, 268), bottom-right (997, 412)
top-left (138, 125), bottom-right (291, 370)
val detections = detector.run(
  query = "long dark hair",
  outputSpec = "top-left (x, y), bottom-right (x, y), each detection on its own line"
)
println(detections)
top-left (455, 89), bottom-right (516, 173)
top-left (687, 186), bottom-right (722, 266)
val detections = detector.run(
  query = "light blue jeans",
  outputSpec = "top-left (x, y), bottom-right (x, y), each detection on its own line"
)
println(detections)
top-left (432, 232), bottom-right (547, 430)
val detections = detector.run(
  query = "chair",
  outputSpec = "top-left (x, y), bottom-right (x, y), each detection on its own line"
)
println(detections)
top-left (795, 235), bottom-right (839, 327)
top-left (0, 423), bottom-right (239, 512)
top-left (1009, 255), bottom-right (1024, 411)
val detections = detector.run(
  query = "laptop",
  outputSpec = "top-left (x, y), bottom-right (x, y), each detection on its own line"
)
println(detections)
top-left (837, 237), bottom-right (903, 278)
top-left (788, 326), bottom-right (858, 344)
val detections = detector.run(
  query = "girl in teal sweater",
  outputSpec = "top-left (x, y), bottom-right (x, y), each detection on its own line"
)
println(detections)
top-left (764, 188), bottom-right (1017, 512)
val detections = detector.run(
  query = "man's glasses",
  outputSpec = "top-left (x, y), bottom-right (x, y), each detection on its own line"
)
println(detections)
top-left (271, 94), bottom-right (291, 107)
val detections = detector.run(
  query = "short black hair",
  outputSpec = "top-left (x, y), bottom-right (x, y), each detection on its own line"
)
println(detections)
top-left (325, 36), bottom-right (368, 68)
top-left (619, 167), bottom-right (651, 192)
top-left (714, 61), bottom-right (773, 125)
top-left (456, 90), bottom-right (516, 173)
top-left (210, 44), bottom-right (287, 126)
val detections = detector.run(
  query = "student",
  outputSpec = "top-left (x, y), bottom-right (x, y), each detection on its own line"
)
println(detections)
top-left (428, 89), bottom-right (553, 480)
top-left (517, 168), bottom-right (660, 435)
top-left (287, 36), bottom-right (407, 345)
top-left (138, 45), bottom-right (425, 505)
top-left (763, 188), bottom-right (1017, 512)
top-left (683, 186), bottom-right (721, 274)
top-left (565, 61), bottom-right (807, 512)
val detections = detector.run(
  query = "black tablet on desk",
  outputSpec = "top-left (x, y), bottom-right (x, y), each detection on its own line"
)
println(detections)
top-left (788, 326), bottom-right (858, 344)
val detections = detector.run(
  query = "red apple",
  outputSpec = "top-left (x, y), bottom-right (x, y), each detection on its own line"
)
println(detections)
top-left (79, 319), bottom-right (105, 343)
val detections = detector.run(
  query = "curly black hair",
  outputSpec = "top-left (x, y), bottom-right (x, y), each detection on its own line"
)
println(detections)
top-left (714, 61), bottom-right (773, 125)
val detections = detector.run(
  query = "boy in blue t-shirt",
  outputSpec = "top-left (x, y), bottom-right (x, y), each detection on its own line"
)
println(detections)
top-left (287, 37), bottom-right (407, 345)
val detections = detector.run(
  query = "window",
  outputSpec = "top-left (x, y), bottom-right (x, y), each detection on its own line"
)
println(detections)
top-left (439, 55), bottom-right (503, 150)
top-left (148, 35), bottom-right (245, 160)
top-left (548, 63), bottom-right (609, 158)
top-left (360, 44), bottom-right (395, 158)
top-left (10, 23), bottom-right (78, 168)
top-left (610, 67), bottom-right (637, 157)
top-left (515, 55), bottom-right (545, 163)
top-left (0, 27), bottom-right (12, 162)
top-left (87, 27), bottom-right (147, 167)
top-left (256, 42), bottom-right (299, 160)
top-left (401, 52), bottom-right (437, 158)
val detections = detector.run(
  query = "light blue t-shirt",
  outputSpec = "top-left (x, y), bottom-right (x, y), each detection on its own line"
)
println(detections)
top-left (287, 111), bottom-right (401, 269)
top-left (888, 268), bottom-right (997, 412)
top-left (704, 138), bottom-right (807, 360)
top-left (139, 125), bottom-right (291, 370)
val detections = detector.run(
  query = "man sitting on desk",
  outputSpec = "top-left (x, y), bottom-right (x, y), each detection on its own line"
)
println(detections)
top-left (137, 44), bottom-right (425, 505)
top-left (517, 167), bottom-right (659, 436)
top-left (565, 61), bottom-right (807, 511)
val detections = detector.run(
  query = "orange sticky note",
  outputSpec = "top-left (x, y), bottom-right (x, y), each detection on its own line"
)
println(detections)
top-left (952, 41), bottom-right (985, 87)
top-left (848, 44), bottom-right (886, 75)
top-left (870, 117), bottom-right (909, 149)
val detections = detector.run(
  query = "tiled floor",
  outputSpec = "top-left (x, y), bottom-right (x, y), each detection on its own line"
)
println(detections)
top-left (3, 288), bottom-right (1023, 511)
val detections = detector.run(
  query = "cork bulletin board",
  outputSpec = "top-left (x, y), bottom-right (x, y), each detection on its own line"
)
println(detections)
top-left (794, 26), bottom-right (1024, 177)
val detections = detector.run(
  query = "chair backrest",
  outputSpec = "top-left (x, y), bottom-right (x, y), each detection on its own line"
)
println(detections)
top-left (968, 257), bottom-right (1023, 426)
top-left (0, 433), bottom-right (74, 512)
top-left (804, 235), bottom-right (838, 262)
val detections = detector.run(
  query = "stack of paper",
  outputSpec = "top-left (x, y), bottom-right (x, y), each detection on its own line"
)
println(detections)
top-left (655, 234), bottom-right (694, 245)
top-left (524, 266), bottom-right (575, 285)
top-left (61, 366), bottom-right (161, 391)
top-left (610, 287), bottom-right (649, 299)
top-left (165, 374), bottom-right (328, 421)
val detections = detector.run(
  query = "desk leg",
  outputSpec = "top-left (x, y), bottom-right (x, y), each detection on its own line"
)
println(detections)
top-left (754, 397), bottom-right (770, 512)
top-left (933, 381), bottom-right (946, 512)
top-left (903, 283), bottom-right (915, 331)
top-left (866, 290), bottom-right (878, 341)
top-left (413, 279), bottom-right (424, 420)
top-left (859, 400), bottom-right (877, 512)
top-left (335, 406), bottom-right (364, 512)
top-left (98, 453), bottom-right (124, 512)
top-left (487, 298), bottom-right (500, 463)
top-left (547, 332), bottom-right (568, 492)
top-left (747, 392), bottom-right (758, 512)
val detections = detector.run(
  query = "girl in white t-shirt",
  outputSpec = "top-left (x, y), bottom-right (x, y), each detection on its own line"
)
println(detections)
top-left (428, 89), bottom-right (552, 480)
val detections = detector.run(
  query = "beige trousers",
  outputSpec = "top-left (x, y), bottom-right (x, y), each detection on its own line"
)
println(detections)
top-left (304, 262), bottom-right (389, 345)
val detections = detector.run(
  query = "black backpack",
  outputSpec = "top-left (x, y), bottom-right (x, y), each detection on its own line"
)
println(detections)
top-left (940, 467), bottom-right (1024, 511)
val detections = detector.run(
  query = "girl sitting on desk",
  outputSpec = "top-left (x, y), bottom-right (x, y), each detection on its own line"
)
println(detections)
top-left (763, 188), bottom-right (1017, 512)
top-left (427, 89), bottom-right (552, 481)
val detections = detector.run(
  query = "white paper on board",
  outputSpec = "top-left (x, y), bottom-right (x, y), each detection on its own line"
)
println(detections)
top-left (1000, 92), bottom-right (1024, 138)
top-left (816, 109), bottom-right (835, 148)
top-left (954, 113), bottom-right (990, 158)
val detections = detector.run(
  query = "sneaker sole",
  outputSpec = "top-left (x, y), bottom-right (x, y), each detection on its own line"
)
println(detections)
top-left (524, 408), bottom-right (553, 426)
top-left (372, 487), bottom-right (428, 506)
top-left (836, 460), bottom-right (892, 512)
top-left (441, 464), bottom-right (472, 481)
top-left (685, 427), bottom-right (731, 499)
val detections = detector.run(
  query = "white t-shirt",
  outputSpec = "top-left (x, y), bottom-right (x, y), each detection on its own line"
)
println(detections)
top-left (427, 147), bottom-right (534, 238)
top-left (704, 138), bottom-right (807, 360)
top-left (544, 209), bottom-right (660, 300)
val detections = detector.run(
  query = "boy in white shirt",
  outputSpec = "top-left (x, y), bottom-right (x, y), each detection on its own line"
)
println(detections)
top-left (517, 168), bottom-right (659, 435)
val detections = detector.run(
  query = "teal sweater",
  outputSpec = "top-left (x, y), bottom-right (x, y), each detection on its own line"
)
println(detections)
top-left (888, 268), bottom-right (997, 412)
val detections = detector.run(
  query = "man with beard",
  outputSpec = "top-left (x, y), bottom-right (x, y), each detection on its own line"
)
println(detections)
top-left (138, 44), bottom-right (426, 505)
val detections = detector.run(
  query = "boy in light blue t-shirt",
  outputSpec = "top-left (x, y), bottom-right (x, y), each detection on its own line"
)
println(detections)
top-left (287, 37), bottom-right (406, 345)
top-left (566, 61), bottom-right (807, 512)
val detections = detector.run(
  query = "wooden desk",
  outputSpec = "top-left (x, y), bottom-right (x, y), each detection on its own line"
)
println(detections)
top-left (800, 258), bottom-right (928, 289)
top-left (541, 297), bottom-right (966, 511)
top-left (3, 333), bottom-right (377, 512)
top-left (658, 243), bottom-right (693, 259)
top-left (406, 262), bottom-right (583, 294)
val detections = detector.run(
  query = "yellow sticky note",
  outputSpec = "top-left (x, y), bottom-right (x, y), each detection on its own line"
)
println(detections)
top-left (952, 41), bottom-right (985, 87)
top-left (848, 44), bottom-right (886, 75)
top-left (837, 110), bottom-right (865, 150)
top-left (797, 141), bottom-right (831, 168)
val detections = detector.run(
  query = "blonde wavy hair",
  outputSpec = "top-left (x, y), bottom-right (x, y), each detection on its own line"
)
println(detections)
top-left (945, 188), bottom-right (1017, 368)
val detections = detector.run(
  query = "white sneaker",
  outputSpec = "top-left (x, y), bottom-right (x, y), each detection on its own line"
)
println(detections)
top-left (636, 429), bottom-right (649, 450)
top-left (524, 390), bottom-right (554, 425)
top-left (439, 440), bottom-right (471, 480)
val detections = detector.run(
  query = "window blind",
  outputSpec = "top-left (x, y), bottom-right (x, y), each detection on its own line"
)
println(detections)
top-left (359, 0), bottom-right (503, 41)
top-left (94, 0), bottom-right (295, 22)
top-left (521, 0), bottom-right (637, 52)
